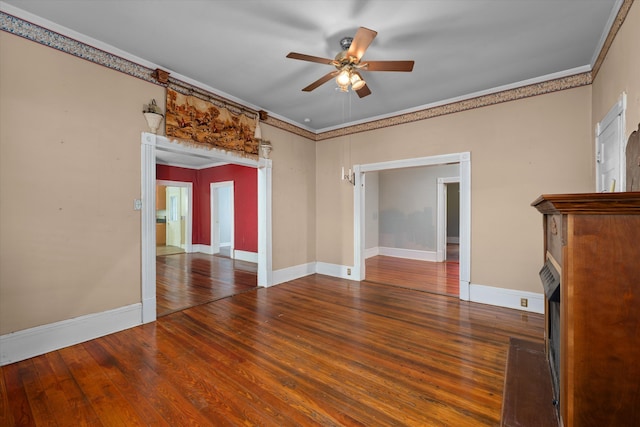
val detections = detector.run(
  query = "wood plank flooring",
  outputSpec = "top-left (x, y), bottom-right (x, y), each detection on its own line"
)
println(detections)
top-left (1, 275), bottom-right (544, 426)
top-left (156, 245), bottom-right (185, 256)
top-left (366, 255), bottom-right (459, 296)
top-left (156, 253), bottom-right (257, 317)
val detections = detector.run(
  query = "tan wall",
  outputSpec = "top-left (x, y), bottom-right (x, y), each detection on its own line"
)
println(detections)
top-left (316, 87), bottom-right (593, 293)
top-left (0, 33), bottom-right (164, 334)
top-left (2, 2), bottom-right (635, 335)
top-left (592, 2), bottom-right (640, 141)
top-left (316, 136), bottom-right (357, 264)
top-left (264, 125), bottom-right (317, 270)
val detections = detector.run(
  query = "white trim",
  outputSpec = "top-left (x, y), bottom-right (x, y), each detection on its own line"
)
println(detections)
top-left (459, 153), bottom-right (471, 300)
top-left (378, 247), bottom-right (437, 262)
top-left (469, 284), bottom-right (544, 314)
top-left (157, 180), bottom-right (193, 253)
top-left (272, 262), bottom-right (316, 286)
top-left (234, 250), bottom-right (258, 263)
top-left (354, 165), bottom-right (364, 281)
top-left (364, 247), bottom-right (379, 259)
top-left (257, 161), bottom-right (273, 287)
top-left (437, 176), bottom-right (460, 262)
top-left (0, 304), bottom-right (142, 366)
top-left (590, 0), bottom-right (625, 67)
top-left (357, 153), bottom-right (464, 173)
top-left (316, 262), bottom-right (354, 280)
top-left (354, 152), bottom-right (471, 300)
top-left (159, 160), bottom-right (229, 170)
top-left (192, 244), bottom-right (213, 254)
top-left (269, 261), bottom-right (544, 315)
top-left (141, 136), bottom-right (157, 324)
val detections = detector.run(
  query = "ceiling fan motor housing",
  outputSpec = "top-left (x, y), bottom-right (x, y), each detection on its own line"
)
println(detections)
top-left (339, 36), bottom-right (353, 51)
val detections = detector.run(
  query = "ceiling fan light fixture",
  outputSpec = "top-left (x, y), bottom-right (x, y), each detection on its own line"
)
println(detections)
top-left (336, 69), bottom-right (351, 86)
top-left (286, 27), bottom-right (413, 98)
top-left (350, 73), bottom-right (365, 90)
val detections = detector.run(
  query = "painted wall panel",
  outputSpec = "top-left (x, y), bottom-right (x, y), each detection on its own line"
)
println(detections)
top-left (0, 32), bottom-right (164, 334)
top-left (156, 164), bottom-right (258, 252)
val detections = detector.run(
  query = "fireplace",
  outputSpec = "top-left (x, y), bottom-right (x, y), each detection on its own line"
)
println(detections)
top-left (532, 192), bottom-right (640, 425)
top-left (539, 260), bottom-right (560, 407)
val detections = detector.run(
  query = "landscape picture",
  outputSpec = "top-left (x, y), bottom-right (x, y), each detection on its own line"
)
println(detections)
top-left (165, 89), bottom-right (259, 155)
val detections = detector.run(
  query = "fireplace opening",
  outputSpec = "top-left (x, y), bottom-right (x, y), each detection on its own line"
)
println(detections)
top-left (539, 260), bottom-right (561, 407)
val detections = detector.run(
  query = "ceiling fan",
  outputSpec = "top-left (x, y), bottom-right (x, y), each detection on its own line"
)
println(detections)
top-left (286, 27), bottom-right (414, 98)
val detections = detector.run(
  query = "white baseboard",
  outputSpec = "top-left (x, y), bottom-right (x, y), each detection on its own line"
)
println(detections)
top-left (378, 246), bottom-right (437, 262)
top-left (469, 283), bottom-right (544, 314)
top-left (234, 250), bottom-right (258, 263)
top-left (316, 262), bottom-right (355, 280)
top-left (271, 261), bottom-right (357, 285)
top-left (191, 245), bottom-right (257, 263)
top-left (272, 262), bottom-right (316, 286)
top-left (289, 261), bottom-right (541, 314)
top-left (0, 303), bottom-right (142, 366)
top-left (193, 244), bottom-right (213, 254)
top-left (364, 247), bottom-right (379, 259)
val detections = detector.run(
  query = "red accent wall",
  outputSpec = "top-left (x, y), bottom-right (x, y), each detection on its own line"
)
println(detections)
top-left (156, 164), bottom-right (258, 252)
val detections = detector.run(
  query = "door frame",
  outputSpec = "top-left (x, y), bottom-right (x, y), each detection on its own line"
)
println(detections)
top-left (436, 177), bottom-right (460, 262)
top-left (595, 92), bottom-right (626, 192)
top-left (210, 181), bottom-right (235, 258)
top-left (141, 133), bottom-right (272, 324)
top-left (354, 152), bottom-right (471, 300)
top-left (157, 180), bottom-right (193, 252)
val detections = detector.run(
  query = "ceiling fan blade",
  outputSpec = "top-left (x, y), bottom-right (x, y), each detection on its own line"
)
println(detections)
top-left (347, 27), bottom-right (377, 61)
top-left (286, 52), bottom-right (335, 65)
top-left (363, 60), bottom-right (415, 72)
top-left (355, 83), bottom-right (372, 98)
top-left (302, 71), bottom-right (338, 92)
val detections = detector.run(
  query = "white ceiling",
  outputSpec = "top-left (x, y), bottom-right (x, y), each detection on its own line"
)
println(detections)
top-left (2, 0), bottom-right (619, 135)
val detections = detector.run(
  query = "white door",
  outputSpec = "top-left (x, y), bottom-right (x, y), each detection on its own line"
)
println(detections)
top-left (596, 94), bottom-right (626, 192)
top-left (166, 187), bottom-right (182, 247)
top-left (211, 181), bottom-right (235, 257)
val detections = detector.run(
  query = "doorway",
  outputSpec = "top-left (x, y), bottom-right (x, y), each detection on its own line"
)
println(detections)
top-left (211, 181), bottom-right (234, 258)
top-left (437, 178), bottom-right (460, 263)
top-left (141, 133), bottom-right (273, 324)
top-left (156, 180), bottom-right (193, 256)
top-left (354, 152), bottom-right (471, 300)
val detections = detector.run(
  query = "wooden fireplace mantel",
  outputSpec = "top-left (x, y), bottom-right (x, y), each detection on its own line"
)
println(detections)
top-left (531, 192), bottom-right (640, 426)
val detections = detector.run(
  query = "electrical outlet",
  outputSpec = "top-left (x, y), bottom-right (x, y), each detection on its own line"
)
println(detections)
top-left (347, 268), bottom-right (351, 275)
top-left (520, 298), bottom-right (528, 308)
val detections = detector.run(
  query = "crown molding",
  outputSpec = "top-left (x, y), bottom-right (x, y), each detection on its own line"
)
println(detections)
top-left (1, 1), bottom-right (629, 142)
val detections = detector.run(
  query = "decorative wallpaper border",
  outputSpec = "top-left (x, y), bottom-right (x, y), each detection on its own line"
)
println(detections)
top-left (592, 0), bottom-right (634, 79)
top-left (0, 11), bottom-right (154, 83)
top-left (316, 72), bottom-right (593, 141)
top-left (2, 1), bottom-right (632, 142)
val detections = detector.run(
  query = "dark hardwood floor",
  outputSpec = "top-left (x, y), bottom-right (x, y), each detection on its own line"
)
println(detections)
top-left (156, 252), bottom-right (258, 317)
top-left (365, 246), bottom-right (460, 296)
top-left (1, 275), bottom-right (544, 426)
